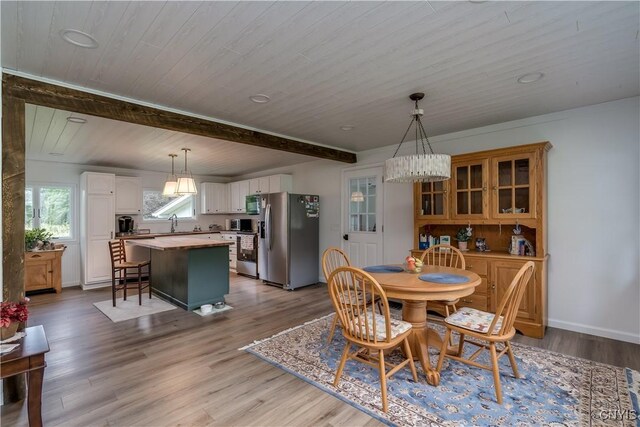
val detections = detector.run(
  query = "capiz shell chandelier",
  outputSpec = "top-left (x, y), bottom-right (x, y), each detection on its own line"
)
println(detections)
top-left (384, 93), bottom-right (451, 183)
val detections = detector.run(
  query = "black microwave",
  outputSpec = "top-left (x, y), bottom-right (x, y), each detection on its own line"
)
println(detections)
top-left (245, 194), bottom-right (260, 215)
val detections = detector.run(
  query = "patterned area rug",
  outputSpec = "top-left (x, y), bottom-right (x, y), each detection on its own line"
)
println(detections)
top-left (241, 314), bottom-right (639, 427)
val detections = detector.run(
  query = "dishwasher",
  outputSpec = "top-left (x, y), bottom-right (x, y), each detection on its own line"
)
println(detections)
top-left (236, 232), bottom-right (258, 278)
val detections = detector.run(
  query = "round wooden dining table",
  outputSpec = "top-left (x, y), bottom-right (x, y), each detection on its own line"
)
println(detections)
top-left (368, 265), bottom-right (481, 386)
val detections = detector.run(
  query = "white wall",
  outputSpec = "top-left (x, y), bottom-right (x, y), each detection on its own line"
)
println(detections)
top-left (241, 97), bottom-right (640, 344)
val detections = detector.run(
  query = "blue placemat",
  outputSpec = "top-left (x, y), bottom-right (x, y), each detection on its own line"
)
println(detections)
top-left (363, 265), bottom-right (404, 273)
top-left (419, 273), bottom-right (469, 284)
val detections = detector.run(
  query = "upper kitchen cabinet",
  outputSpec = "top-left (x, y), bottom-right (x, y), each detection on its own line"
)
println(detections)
top-left (115, 176), bottom-right (142, 214)
top-left (249, 174), bottom-right (293, 195)
top-left (268, 174), bottom-right (293, 193)
top-left (86, 172), bottom-right (115, 195)
top-left (229, 180), bottom-right (250, 213)
top-left (249, 176), bottom-right (270, 195)
top-left (201, 182), bottom-right (229, 214)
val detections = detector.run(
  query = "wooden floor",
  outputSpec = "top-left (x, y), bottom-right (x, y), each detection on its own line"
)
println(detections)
top-left (2, 274), bottom-right (639, 426)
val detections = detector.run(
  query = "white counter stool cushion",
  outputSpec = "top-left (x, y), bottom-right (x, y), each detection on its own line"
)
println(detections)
top-left (352, 310), bottom-right (412, 341)
top-left (328, 266), bottom-right (418, 413)
top-left (436, 261), bottom-right (535, 405)
top-left (444, 307), bottom-right (504, 334)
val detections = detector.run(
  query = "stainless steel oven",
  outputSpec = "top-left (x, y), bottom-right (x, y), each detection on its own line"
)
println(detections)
top-left (236, 232), bottom-right (258, 278)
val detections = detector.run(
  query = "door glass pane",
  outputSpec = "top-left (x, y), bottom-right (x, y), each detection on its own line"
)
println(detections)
top-left (39, 187), bottom-right (72, 238)
top-left (421, 182), bottom-right (431, 192)
top-left (498, 161), bottom-right (512, 186)
top-left (433, 181), bottom-right (443, 192)
top-left (457, 192), bottom-right (468, 215)
top-left (349, 177), bottom-right (375, 232)
top-left (515, 188), bottom-right (529, 213)
top-left (456, 166), bottom-right (468, 190)
top-left (470, 164), bottom-right (483, 188)
top-left (470, 190), bottom-right (483, 214)
top-left (25, 187), bottom-right (34, 230)
top-left (499, 189), bottom-right (512, 213)
top-left (433, 194), bottom-right (443, 215)
top-left (514, 158), bottom-right (529, 185)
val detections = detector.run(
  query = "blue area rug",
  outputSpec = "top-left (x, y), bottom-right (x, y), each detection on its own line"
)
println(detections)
top-left (241, 314), bottom-right (639, 426)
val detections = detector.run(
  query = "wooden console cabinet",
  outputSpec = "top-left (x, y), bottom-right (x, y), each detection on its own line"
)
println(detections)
top-left (24, 248), bottom-right (65, 293)
top-left (412, 142), bottom-right (551, 338)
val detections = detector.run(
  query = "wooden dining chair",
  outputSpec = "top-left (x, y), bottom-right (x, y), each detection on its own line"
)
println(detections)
top-left (435, 261), bottom-right (535, 404)
top-left (108, 240), bottom-right (151, 307)
top-left (328, 266), bottom-right (418, 413)
top-left (321, 247), bottom-right (381, 344)
top-left (420, 244), bottom-right (466, 318)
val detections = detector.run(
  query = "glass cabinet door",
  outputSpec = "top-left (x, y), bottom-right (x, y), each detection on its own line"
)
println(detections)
top-left (491, 153), bottom-right (535, 219)
top-left (452, 159), bottom-right (488, 219)
top-left (415, 180), bottom-right (449, 219)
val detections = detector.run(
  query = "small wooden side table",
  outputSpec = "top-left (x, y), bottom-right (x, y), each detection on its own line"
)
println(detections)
top-left (1, 325), bottom-right (50, 427)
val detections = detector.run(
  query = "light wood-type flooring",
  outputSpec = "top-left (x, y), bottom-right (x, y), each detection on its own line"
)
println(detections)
top-left (2, 274), bottom-right (639, 426)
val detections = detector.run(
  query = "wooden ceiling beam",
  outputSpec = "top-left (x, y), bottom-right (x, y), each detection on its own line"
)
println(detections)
top-left (3, 74), bottom-right (357, 164)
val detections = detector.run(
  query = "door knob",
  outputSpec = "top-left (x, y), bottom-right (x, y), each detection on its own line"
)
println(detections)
top-left (343, 234), bottom-right (349, 241)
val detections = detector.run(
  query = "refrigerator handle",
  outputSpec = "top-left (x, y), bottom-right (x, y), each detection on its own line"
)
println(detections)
top-left (265, 204), bottom-right (272, 251)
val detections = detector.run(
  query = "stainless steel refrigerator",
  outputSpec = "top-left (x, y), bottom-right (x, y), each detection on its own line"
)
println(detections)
top-left (258, 192), bottom-right (319, 290)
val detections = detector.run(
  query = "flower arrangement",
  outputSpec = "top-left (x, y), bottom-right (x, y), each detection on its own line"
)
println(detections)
top-left (456, 227), bottom-right (472, 242)
top-left (25, 228), bottom-right (53, 251)
top-left (1, 298), bottom-right (30, 328)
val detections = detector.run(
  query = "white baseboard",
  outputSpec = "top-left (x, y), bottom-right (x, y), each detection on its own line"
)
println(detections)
top-left (548, 318), bottom-right (640, 344)
top-left (62, 281), bottom-right (81, 288)
top-left (81, 282), bottom-right (111, 291)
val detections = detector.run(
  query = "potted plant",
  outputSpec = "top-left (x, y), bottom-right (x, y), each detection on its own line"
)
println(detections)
top-left (456, 227), bottom-right (472, 251)
top-left (1, 298), bottom-right (29, 340)
top-left (25, 228), bottom-right (53, 251)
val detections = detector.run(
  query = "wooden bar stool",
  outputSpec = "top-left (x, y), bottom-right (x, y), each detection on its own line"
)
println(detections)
top-left (108, 240), bottom-right (151, 307)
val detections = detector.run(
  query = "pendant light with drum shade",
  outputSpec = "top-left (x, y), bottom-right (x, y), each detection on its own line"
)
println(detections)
top-left (384, 93), bottom-right (450, 183)
top-left (175, 148), bottom-right (198, 195)
top-left (162, 154), bottom-right (179, 197)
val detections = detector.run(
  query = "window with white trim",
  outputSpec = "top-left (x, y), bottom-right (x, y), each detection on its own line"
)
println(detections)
top-left (142, 190), bottom-right (196, 221)
top-left (25, 184), bottom-right (74, 240)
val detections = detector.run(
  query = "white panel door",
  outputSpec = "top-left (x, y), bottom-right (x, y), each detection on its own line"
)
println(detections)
top-left (87, 173), bottom-right (115, 195)
top-left (115, 176), bottom-right (141, 214)
top-left (87, 239), bottom-right (112, 282)
top-left (342, 167), bottom-right (383, 267)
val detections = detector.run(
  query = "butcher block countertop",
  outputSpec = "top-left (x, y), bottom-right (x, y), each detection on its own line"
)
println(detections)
top-left (127, 236), bottom-right (234, 251)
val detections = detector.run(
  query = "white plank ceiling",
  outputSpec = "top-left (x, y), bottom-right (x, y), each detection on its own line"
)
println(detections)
top-left (3, 1), bottom-right (639, 162)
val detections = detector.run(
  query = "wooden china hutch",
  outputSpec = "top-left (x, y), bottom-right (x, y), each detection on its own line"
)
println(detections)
top-left (411, 142), bottom-right (551, 338)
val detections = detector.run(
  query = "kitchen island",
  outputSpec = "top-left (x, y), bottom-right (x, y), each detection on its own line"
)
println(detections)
top-left (127, 236), bottom-right (233, 310)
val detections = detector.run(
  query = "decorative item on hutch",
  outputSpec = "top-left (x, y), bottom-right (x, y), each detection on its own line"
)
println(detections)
top-left (385, 93), bottom-right (451, 183)
top-left (456, 226), bottom-right (472, 251)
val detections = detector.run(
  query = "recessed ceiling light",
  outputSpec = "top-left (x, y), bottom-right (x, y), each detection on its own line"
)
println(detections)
top-left (249, 94), bottom-right (270, 104)
top-left (66, 116), bottom-right (87, 124)
top-left (49, 153), bottom-right (64, 156)
top-left (517, 72), bottom-right (544, 84)
top-left (59, 29), bottom-right (99, 49)
top-left (340, 125), bottom-right (355, 131)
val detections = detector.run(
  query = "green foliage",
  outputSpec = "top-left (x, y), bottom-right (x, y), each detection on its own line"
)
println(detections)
top-left (25, 228), bottom-right (53, 250)
top-left (456, 227), bottom-right (472, 242)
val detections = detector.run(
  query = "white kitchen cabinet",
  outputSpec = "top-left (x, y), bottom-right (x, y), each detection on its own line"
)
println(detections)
top-left (268, 174), bottom-right (293, 193)
top-left (87, 172), bottom-right (115, 194)
top-left (229, 180), bottom-right (249, 213)
top-left (115, 176), bottom-right (142, 214)
top-left (80, 172), bottom-right (115, 286)
top-left (249, 176), bottom-right (271, 195)
top-left (221, 233), bottom-right (237, 270)
top-left (201, 183), bottom-right (229, 214)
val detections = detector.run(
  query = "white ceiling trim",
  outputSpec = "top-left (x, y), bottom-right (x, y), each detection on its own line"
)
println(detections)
top-left (2, 68), bottom-right (357, 155)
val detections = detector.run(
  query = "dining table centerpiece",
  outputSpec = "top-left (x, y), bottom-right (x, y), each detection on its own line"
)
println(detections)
top-left (1, 297), bottom-right (29, 340)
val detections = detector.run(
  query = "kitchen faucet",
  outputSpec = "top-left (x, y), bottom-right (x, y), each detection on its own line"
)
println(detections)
top-left (169, 214), bottom-right (178, 233)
